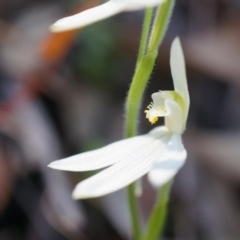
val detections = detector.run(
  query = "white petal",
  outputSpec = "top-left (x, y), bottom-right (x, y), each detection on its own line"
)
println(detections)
top-left (170, 37), bottom-right (190, 121)
top-left (50, 0), bottom-right (167, 32)
top-left (48, 132), bottom-right (164, 171)
top-left (72, 127), bottom-right (172, 199)
top-left (121, 0), bottom-right (166, 10)
top-left (151, 92), bottom-right (165, 108)
top-left (164, 99), bottom-right (183, 134)
top-left (50, 1), bottom-right (125, 32)
top-left (148, 134), bottom-right (186, 188)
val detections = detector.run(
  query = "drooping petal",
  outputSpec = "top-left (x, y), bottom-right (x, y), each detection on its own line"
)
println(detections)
top-left (148, 134), bottom-right (186, 188)
top-left (48, 126), bottom-right (171, 172)
top-left (48, 132), bottom-right (165, 171)
top-left (170, 37), bottom-right (190, 122)
top-left (50, 0), bottom-right (166, 32)
top-left (50, 1), bottom-right (125, 32)
top-left (72, 127), bottom-right (172, 199)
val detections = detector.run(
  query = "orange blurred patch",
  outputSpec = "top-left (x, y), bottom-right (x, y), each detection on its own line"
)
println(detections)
top-left (39, 1), bottom-right (98, 65)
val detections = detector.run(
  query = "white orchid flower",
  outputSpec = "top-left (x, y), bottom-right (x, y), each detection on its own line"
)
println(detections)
top-left (48, 38), bottom-right (189, 199)
top-left (50, 0), bottom-right (166, 32)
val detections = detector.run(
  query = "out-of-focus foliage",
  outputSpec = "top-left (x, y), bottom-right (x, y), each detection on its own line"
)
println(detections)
top-left (70, 21), bottom-right (119, 86)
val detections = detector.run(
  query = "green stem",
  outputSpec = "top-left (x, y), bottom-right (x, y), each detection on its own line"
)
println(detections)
top-left (125, 50), bottom-right (158, 138)
top-left (143, 181), bottom-right (172, 240)
top-left (127, 183), bottom-right (141, 240)
top-left (148, 0), bottom-right (175, 53)
top-left (126, 9), bottom-right (154, 240)
top-left (125, 1), bottom-right (175, 239)
top-left (124, 0), bottom-right (174, 138)
top-left (137, 8), bottom-right (154, 62)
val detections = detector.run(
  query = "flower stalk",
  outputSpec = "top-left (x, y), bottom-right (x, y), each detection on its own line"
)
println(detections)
top-left (127, 183), bottom-right (142, 240)
top-left (142, 181), bottom-right (172, 240)
top-left (124, 1), bottom-right (175, 239)
top-left (137, 8), bottom-right (154, 62)
top-left (148, 0), bottom-right (175, 53)
top-left (124, 0), bottom-right (175, 138)
top-left (125, 9), bottom-right (154, 240)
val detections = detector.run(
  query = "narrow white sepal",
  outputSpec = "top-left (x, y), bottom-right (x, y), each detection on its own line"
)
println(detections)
top-left (123, 0), bottom-right (167, 10)
top-left (48, 133), bottom-right (163, 171)
top-left (72, 127), bottom-right (171, 199)
top-left (50, 0), bottom-right (167, 32)
top-left (50, 1), bottom-right (125, 32)
top-left (148, 134), bottom-right (186, 188)
top-left (170, 37), bottom-right (190, 119)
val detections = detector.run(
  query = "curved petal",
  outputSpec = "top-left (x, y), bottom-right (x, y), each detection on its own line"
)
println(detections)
top-left (170, 37), bottom-right (190, 122)
top-left (50, 1), bottom-right (125, 32)
top-left (72, 127), bottom-right (172, 199)
top-left (148, 134), bottom-right (186, 188)
top-left (48, 127), bottom-right (169, 172)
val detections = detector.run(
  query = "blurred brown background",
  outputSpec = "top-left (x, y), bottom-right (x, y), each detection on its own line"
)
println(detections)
top-left (0, 0), bottom-right (240, 239)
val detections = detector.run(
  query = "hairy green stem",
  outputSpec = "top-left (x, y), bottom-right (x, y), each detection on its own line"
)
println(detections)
top-left (126, 9), bottom-right (154, 240)
top-left (148, 0), bottom-right (175, 53)
top-left (143, 181), bottom-right (172, 240)
top-left (124, 0), bottom-right (174, 138)
top-left (125, 1), bottom-right (175, 239)
top-left (127, 183), bottom-right (141, 240)
top-left (137, 8), bottom-right (154, 62)
top-left (125, 50), bottom-right (158, 138)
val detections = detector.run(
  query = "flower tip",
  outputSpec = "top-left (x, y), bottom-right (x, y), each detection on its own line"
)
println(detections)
top-left (72, 187), bottom-right (96, 200)
top-left (49, 23), bottom-right (67, 33)
top-left (172, 36), bottom-right (181, 46)
top-left (72, 191), bottom-right (80, 200)
top-left (47, 162), bottom-right (55, 168)
top-left (49, 17), bottom-right (77, 33)
top-left (72, 187), bottom-right (82, 200)
top-left (49, 24), bottom-right (69, 33)
top-left (49, 24), bottom-right (60, 33)
top-left (48, 161), bottom-right (64, 170)
top-left (171, 37), bottom-right (183, 59)
top-left (48, 161), bottom-right (62, 170)
top-left (72, 182), bottom-right (96, 200)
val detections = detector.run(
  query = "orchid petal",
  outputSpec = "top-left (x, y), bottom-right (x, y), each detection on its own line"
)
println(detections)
top-left (49, 132), bottom-right (166, 171)
top-left (72, 127), bottom-right (172, 199)
top-left (49, 126), bottom-right (171, 172)
top-left (148, 134), bottom-right (186, 188)
top-left (50, 1), bottom-right (125, 32)
top-left (170, 37), bottom-right (190, 122)
top-left (122, 0), bottom-right (166, 10)
top-left (50, 0), bottom-right (166, 32)
top-left (164, 99), bottom-right (183, 134)
top-left (151, 92), bottom-right (165, 108)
